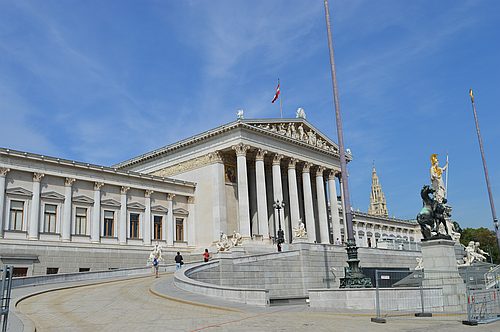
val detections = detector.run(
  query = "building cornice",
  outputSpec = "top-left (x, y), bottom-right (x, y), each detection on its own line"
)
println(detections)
top-left (0, 147), bottom-right (196, 188)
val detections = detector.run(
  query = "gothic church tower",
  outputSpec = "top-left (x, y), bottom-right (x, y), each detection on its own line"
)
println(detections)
top-left (368, 165), bottom-right (388, 217)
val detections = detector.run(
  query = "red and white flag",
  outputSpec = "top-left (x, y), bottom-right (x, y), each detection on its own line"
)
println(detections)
top-left (271, 82), bottom-right (280, 103)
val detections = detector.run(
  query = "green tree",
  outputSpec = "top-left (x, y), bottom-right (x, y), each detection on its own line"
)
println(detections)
top-left (460, 227), bottom-right (499, 264)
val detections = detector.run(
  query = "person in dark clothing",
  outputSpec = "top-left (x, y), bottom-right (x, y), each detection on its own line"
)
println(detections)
top-left (175, 252), bottom-right (183, 270)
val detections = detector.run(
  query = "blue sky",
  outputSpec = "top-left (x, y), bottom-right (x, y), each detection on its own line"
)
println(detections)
top-left (0, 0), bottom-right (499, 230)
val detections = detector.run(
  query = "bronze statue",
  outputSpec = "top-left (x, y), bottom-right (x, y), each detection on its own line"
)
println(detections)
top-left (417, 185), bottom-right (452, 240)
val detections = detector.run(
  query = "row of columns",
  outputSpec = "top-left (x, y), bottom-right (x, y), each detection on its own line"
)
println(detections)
top-left (0, 168), bottom-right (187, 246)
top-left (229, 144), bottom-right (341, 244)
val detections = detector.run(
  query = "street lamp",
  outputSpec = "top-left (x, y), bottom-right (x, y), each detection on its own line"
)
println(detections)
top-left (273, 200), bottom-right (285, 251)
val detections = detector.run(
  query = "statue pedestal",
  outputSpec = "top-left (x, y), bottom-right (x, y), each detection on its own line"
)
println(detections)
top-left (421, 239), bottom-right (466, 312)
top-left (292, 237), bottom-right (309, 244)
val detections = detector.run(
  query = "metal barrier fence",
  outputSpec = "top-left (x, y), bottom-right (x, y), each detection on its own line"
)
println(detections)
top-left (0, 266), bottom-right (13, 332)
top-left (463, 268), bottom-right (500, 325)
top-left (371, 269), bottom-right (443, 323)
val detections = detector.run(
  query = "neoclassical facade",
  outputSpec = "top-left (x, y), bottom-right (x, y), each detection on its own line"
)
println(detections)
top-left (0, 117), bottom-right (420, 275)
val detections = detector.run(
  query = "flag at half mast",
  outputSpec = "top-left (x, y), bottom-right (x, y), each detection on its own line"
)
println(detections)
top-left (271, 80), bottom-right (280, 103)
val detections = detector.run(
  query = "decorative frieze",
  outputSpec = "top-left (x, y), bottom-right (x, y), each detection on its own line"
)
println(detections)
top-left (252, 122), bottom-right (339, 153)
top-left (153, 154), bottom-right (212, 178)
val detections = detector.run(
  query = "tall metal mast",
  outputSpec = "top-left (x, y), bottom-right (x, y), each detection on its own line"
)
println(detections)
top-left (324, 0), bottom-right (371, 287)
top-left (469, 89), bottom-right (500, 250)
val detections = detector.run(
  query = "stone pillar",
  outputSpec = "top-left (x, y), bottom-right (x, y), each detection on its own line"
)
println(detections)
top-left (0, 168), bottom-right (10, 238)
top-left (187, 196), bottom-right (196, 246)
top-left (209, 152), bottom-right (227, 242)
top-left (144, 190), bottom-right (153, 245)
top-left (302, 163), bottom-right (316, 243)
top-left (272, 154), bottom-right (285, 235)
top-left (315, 167), bottom-right (329, 244)
top-left (287, 159), bottom-right (300, 236)
top-left (421, 239), bottom-right (467, 312)
top-left (166, 193), bottom-right (175, 246)
top-left (28, 173), bottom-right (44, 240)
top-left (62, 178), bottom-right (76, 242)
top-left (328, 170), bottom-right (341, 244)
top-left (91, 182), bottom-right (104, 243)
top-left (119, 186), bottom-right (130, 245)
top-left (255, 149), bottom-right (269, 238)
top-left (232, 143), bottom-right (251, 238)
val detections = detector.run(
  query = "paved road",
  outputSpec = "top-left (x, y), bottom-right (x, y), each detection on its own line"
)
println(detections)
top-left (16, 275), bottom-right (500, 332)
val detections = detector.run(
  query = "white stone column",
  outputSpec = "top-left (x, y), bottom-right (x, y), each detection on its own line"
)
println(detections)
top-left (232, 143), bottom-right (251, 238)
top-left (363, 223), bottom-right (368, 247)
top-left (272, 154), bottom-right (285, 235)
top-left (302, 163), bottom-right (316, 243)
top-left (166, 193), bottom-right (175, 246)
top-left (209, 152), bottom-right (227, 242)
top-left (255, 149), bottom-right (269, 238)
top-left (62, 178), bottom-right (75, 242)
top-left (144, 190), bottom-right (153, 245)
top-left (28, 173), bottom-right (44, 240)
top-left (327, 170), bottom-right (341, 244)
top-left (0, 168), bottom-right (10, 238)
top-left (91, 182), bottom-right (104, 243)
top-left (187, 196), bottom-right (196, 246)
top-left (119, 186), bottom-right (129, 244)
top-left (287, 159), bottom-right (300, 235)
top-left (315, 167), bottom-right (329, 244)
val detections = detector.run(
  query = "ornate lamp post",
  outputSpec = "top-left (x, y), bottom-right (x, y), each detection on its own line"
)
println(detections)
top-left (273, 200), bottom-right (285, 252)
top-left (323, 0), bottom-right (371, 287)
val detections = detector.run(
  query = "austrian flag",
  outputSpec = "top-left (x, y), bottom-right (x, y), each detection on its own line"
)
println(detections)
top-left (271, 82), bottom-right (280, 103)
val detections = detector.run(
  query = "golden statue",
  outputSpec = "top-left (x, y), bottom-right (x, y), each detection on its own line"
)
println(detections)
top-left (430, 154), bottom-right (447, 203)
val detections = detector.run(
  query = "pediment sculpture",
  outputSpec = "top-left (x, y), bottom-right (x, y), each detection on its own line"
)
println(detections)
top-left (251, 122), bottom-right (338, 153)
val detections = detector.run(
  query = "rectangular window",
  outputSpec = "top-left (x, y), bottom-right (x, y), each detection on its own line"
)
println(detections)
top-left (44, 204), bottom-right (57, 233)
top-left (46, 267), bottom-right (59, 275)
top-left (9, 200), bottom-right (24, 231)
top-left (104, 210), bottom-right (114, 237)
top-left (12, 267), bottom-right (28, 278)
top-left (130, 213), bottom-right (140, 239)
top-left (153, 215), bottom-right (162, 240)
top-left (79, 268), bottom-right (90, 272)
top-left (175, 218), bottom-right (184, 242)
top-left (75, 207), bottom-right (87, 235)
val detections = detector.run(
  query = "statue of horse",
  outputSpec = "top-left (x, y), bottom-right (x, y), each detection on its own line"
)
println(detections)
top-left (417, 185), bottom-right (435, 239)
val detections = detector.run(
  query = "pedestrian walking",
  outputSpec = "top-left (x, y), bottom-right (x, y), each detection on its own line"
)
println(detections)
top-left (203, 249), bottom-right (210, 262)
top-left (175, 252), bottom-right (183, 270)
top-left (153, 256), bottom-right (159, 278)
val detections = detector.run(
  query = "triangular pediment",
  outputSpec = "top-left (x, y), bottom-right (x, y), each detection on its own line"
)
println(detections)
top-left (113, 118), bottom-right (343, 170)
top-left (5, 187), bottom-right (33, 197)
top-left (151, 205), bottom-right (168, 213)
top-left (127, 202), bottom-right (145, 210)
top-left (41, 191), bottom-right (66, 201)
top-left (173, 208), bottom-right (189, 216)
top-left (73, 195), bottom-right (94, 205)
top-left (101, 199), bottom-right (121, 208)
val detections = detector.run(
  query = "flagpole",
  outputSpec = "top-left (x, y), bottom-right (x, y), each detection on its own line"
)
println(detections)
top-left (279, 79), bottom-right (283, 118)
top-left (324, 0), bottom-right (371, 288)
top-left (469, 89), bottom-right (500, 250)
